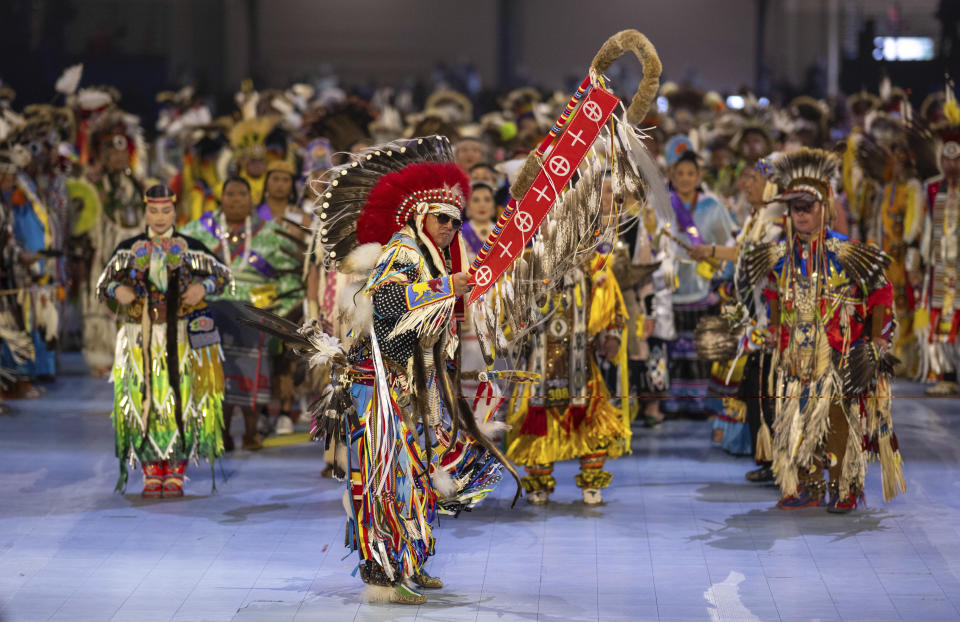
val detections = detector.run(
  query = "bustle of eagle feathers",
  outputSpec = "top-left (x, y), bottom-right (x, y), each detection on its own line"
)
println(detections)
top-left (313, 135), bottom-right (461, 262)
top-left (357, 161), bottom-right (469, 245)
top-left (739, 238), bottom-right (890, 293)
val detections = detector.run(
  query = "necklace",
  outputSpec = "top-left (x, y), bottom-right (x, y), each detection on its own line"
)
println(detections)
top-left (218, 212), bottom-right (252, 267)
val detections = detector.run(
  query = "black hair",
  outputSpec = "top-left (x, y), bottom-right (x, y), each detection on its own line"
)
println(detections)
top-left (469, 162), bottom-right (497, 174)
top-left (675, 150), bottom-right (701, 169)
top-left (222, 176), bottom-right (251, 195)
top-left (145, 184), bottom-right (176, 200)
top-left (260, 169), bottom-right (298, 206)
top-left (467, 182), bottom-right (498, 223)
top-left (667, 152), bottom-right (704, 195)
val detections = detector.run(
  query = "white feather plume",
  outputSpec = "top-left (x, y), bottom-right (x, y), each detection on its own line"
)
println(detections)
top-left (430, 467), bottom-right (458, 498)
top-left (55, 64), bottom-right (83, 96)
top-left (304, 331), bottom-right (344, 368)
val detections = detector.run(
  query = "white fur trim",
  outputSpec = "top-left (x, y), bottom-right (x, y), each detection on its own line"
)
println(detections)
top-left (341, 489), bottom-right (353, 517)
top-left (334, 442), bottom-right (349, 473)
top-left (341, 243), bottom-right (383, 276)
top-left (338, 282), bottom-right (373, 336)
top-left (362, 584), bottom-right (396, 604)
top-left (430, 467), bottom-right (457, 498)
top-left (477, 419), bottom-right (510, 440)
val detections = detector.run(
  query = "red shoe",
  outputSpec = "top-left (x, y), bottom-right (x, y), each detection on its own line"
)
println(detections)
top-left (141, 462), bottom-right (163, 498)
top-left (827, 491), bottom-right (858, 514)
top-left (776, 485), bottom-right (824, 510)
top-left (162, 460), bottom-right (186, 497)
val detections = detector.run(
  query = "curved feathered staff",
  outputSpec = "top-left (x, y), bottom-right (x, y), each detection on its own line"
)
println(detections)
top-left (469, 30), bottom-right (667, 363)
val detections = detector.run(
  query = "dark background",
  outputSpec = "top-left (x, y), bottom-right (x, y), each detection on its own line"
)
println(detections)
top-left (1, 0), bottom-right (956, 131)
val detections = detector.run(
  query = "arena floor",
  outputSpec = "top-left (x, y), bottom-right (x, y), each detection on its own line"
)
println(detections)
top-left (1, 354), bottom-right (958, 622)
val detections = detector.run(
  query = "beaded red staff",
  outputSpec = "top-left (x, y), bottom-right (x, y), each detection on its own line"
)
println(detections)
top-left (466, 30), bottom-right (662, 305)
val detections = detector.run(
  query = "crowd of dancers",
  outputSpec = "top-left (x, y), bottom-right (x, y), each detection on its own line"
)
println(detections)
top-left (1, 46), bottom-right (957, 603)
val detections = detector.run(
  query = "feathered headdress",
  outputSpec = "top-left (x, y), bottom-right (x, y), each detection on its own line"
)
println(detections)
top-left (229, 116), bottom-right (277, 159)
top-left (314, 135), bottom-right (466, 262)
top-left (848, 91), bottom-right (881, 119)
top-left (935, 81), bottom-right (960, 160)
top-left (920, 91), bottom-right (945, 125)
top-left (789, 95), bottom-right (828, 142)
top-left (769, 147), bottom-right (839, 203)
top-left (21, 104), bottom-right (76, 145)
top-left (357, 161), bottom-right (468, 245)
top-left (861, 109), bottom-right (940, 181)
top-left (425, 89), bottom-right (474, 125)
top-left (87, 107), bottom-right (145, 175)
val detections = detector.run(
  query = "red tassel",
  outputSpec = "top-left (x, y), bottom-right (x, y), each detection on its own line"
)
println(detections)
top-left (563, 405), bottom-right (588, 433)
top-left (519, 405), bottom-right (548, 437)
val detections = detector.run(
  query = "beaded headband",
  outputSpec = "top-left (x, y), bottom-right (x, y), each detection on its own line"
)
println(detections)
top-left (145, 194), bottom-right (177, 205)
top-left (394, 188), bottom-right (464, 227)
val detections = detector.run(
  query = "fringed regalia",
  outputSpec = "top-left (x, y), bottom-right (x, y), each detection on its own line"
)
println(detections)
top-left (751, 232), bottom-right (905, 502)
top-left (299, 136), bottom-right (518, 601)
top-left (741, 149), bottom-right (907, 508)
top-left (468, 30), bottom-right (666, 505)
top-left (855, 111), bottom-right (938, 372)
top-left (506, 252), bottom-right (629, 496)
top-left (77, 107), bottom-right (148, 373)
top-left (918, 179), bottom-right (960, 378)
top-left (97, 231), bottom-right (231, 491)
top-left (0, 176), bottom-right (34, 393)
top-left (346, 227), bottom-right (504, 583)
top-left (181, 211), bottom-right (303, 412)
top-left (709, 180), bottom-right (786, 456)
top-left (915, 104), bottom-right (960, 384)
top-left (76, 172), bottom-right (145, 373)
top-left (2, 174), bottom-right (59, 378)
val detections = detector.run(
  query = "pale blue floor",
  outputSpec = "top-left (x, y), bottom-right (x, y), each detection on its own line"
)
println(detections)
top-left (2, 355), bottom-right (960, 622)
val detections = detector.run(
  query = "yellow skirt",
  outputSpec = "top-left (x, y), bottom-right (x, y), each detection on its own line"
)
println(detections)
top-left (507, 359), bottom-right (627, 466)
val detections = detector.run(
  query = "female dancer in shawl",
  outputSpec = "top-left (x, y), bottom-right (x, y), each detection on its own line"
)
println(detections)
top-left (98, 184), bottom-right (231, 497)
top-left (740, 149), bottom-right (906, 512)
top-left (460, 182), bottom-right (498, 262)
top-left (661, 136), bottom-right (736, 416)
top-left (181, 177), bottom-right (302, 450)
top-left (308, 136), bottom-right (515, 605)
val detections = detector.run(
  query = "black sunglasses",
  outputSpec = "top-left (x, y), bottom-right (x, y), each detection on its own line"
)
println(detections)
top-left (435, 214), bottom-right (463, 229)
top-left (788, 200), bottom-right (818, 214)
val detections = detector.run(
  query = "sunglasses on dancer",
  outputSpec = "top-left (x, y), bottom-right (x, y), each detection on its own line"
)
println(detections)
top-left (434, 213), bottom-right (463, 230)
top-left (787, 197), bottom-right (819, 214)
